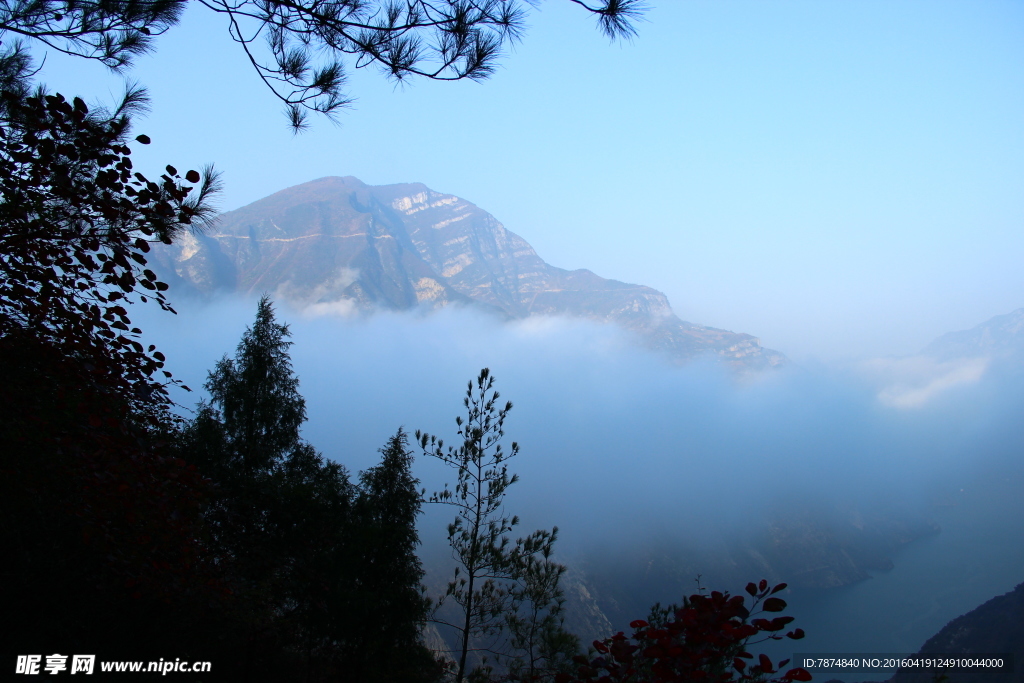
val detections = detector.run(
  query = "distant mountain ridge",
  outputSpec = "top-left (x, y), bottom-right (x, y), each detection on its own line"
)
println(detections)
top-left (923, 308), bottom-right (1024, 361)
top-left (152, 176), bottom-right (785, 368)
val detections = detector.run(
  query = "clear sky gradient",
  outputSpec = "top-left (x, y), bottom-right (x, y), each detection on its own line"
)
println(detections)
top-left (31, 0), bottom-right (1024, 361)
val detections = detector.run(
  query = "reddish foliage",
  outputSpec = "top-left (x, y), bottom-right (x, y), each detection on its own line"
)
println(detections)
top-left (556, 581), bottom-right (810, 683)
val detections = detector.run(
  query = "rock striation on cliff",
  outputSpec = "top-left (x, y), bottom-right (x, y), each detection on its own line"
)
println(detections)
top-left (151, 176), bottom-right (785, 368)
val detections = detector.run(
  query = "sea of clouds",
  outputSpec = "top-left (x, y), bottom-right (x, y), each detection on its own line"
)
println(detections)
top-left (132, 294), bottom-right (1024, 666)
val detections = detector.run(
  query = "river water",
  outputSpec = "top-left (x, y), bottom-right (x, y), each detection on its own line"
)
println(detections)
top-left (763, 469), bottom-right (1024, 681)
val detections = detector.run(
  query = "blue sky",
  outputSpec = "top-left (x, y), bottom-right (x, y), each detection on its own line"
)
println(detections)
top-left (31, 0), bottom-right (1024, 361)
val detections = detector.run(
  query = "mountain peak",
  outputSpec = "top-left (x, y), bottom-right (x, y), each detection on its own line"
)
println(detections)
top-left (153, 179), bottom-right (785, 369)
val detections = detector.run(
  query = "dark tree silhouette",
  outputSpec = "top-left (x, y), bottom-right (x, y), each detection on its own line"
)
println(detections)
top-left (183, 298), bottom-right (445, 681)
top-left (349, 428), bottom-right (441, 682)
top-left (0, 60), bottom-right (224, 657)
top-left (202, 294), bottom-right (307, 473)
top-left (0, 0), bottom-right (646, 128)
top-left (418, 368), bottom-right (571, 683)
top-left (0, 70), bottom-right (219, 417)
top-left (183, 295), bottom-right (341, 676)
top-left (505, 528), bottom-right (580, 682)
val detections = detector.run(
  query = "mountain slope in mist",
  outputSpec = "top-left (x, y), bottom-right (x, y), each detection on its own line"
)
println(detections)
top-left (891, 582), bottom-right (1024, 683)
top-left (863, 307), bottom-right (1024, 409)
top-left (923, 308), bottom-right (1024, 362)
top-left (151, 176), bottom-right (785, 368)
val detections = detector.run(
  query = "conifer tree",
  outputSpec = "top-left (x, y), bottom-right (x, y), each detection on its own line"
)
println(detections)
top-left (189, 295), bottom-right (311, 622)
top-left (184, 299), bottom-right (444, 681)
top-left (182, 296), bottom-right (353, 678)
top-left (350, 428), bottom-right (440, 682)
top-left (506, 528), bottom-right (580, 682)
top-left (0, 0), bottom-right (645, 129)
top-left (203, 294), bottom-right (306, 475)
top-left (418, 368), bottom-right (571, 683)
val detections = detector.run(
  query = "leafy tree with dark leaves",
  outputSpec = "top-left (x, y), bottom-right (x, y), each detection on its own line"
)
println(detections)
top-left (0, 0), bottom-right (645, 128)
top-left (559, 580), bottom-right (811, 683)
top-left (0, 57), bottom-right (219, 418)
top-left (0, 52), bottom-right (225, 657)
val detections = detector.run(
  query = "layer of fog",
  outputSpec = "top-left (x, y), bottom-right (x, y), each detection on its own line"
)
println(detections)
top-left (134, 295), bottom-right (1024, 662)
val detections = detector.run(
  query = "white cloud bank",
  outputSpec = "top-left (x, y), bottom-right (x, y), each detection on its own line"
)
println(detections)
top-left (131, 295), bottom-right (1023, 536)
top-left (863, 356), bottom-right (991, 408)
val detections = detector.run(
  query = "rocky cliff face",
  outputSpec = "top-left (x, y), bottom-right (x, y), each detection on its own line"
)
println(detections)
top-left (151, 176), bottom-right (785, 368)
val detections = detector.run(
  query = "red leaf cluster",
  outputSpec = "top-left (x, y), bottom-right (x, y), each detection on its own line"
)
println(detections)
top-left (556, 581), bottom-right (810, 683)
